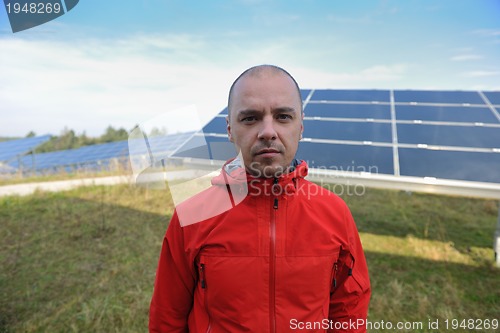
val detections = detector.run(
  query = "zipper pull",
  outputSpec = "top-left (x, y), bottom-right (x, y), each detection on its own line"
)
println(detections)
top-left (273, 178), bottom-right (279, 209)
top-left (200, 263), bottom-right (206, 289)
top-left (333, 263), bottom-right (338, 288)
top-left (348, 255), bottom-right (354, 276)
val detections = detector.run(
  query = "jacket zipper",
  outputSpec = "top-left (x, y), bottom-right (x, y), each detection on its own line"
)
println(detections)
top-left (200, 262), bottom-right (212, 333)
top-left (333, 262), bottom-right (338, 289)
top-left (269, 178), bottom-right (279, 333)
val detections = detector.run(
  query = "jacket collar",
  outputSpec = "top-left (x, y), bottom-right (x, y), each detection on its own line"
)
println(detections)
top-left (211, 158), bottom-right (308, 193)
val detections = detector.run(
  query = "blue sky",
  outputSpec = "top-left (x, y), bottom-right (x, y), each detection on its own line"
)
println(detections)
top-left (1, 0), bottom-right (499, 137)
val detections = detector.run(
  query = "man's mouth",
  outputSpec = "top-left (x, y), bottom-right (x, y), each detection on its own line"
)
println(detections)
top-left (255, 148), bottom-right (280, 158)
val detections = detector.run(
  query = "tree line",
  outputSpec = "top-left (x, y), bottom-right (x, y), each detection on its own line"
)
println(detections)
top-left (35, 126), bottom-right (131, 153)
top-left (3, 126), bottom-right (169, 153)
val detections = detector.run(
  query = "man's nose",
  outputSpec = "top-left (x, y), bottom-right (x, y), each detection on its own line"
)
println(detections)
top-left (257, 117), bottom-right (277, 141)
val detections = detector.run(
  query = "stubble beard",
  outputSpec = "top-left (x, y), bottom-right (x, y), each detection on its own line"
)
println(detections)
top-left (247, 159), bottom-right (290, 178)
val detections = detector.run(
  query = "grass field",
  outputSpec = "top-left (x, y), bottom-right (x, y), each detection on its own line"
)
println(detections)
top-left (0, 184), bottom-right (499, 332)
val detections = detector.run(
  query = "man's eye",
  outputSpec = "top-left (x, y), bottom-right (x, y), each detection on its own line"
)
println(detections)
top-left (241, 116), bottom-right (257, 122)
top-left (277, 114), bottom-right (292, 120)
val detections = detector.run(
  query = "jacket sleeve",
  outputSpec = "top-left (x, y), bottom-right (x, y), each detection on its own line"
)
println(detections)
top-left (328, 204), bottom-right (371, 333)
top-left (149, 212), bottom-right (196, 333)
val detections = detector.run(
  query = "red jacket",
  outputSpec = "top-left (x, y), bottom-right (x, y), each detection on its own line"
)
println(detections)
top-left (149, 160), bottom-right (370, 332)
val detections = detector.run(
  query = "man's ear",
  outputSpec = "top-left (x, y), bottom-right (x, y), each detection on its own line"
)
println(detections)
top-left (226, 116), bottom-right (234, 142)
top-left (300, 112), bottom-right (304, 139)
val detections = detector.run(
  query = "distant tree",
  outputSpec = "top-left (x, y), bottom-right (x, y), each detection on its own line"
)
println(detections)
top-left (0, 137), bottom-right (17, 142)
top-left (149, 126), bottom-right (168, 137)
top-left (77, 131), bottom-right (97, 146)
top-left (37, 127), bottom-right (77, 152)
top-left (34, 125), bottom-right (133, 153)
top-left (100, 125), bottom-right (129, 143)
top-left (58, 128), bottom-right (77, 149)
top-left (26, 131), bottom-right (36, 137)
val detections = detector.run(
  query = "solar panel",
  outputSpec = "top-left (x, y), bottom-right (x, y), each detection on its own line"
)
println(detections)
top-left (172, 89), bottom-right (500, 191)
top-left (483, 91), bottom-right (500, 105)
top-left (395, 105), bottom-right (499, 123)
top-left (394, 90), bottom-right (485, 104)
top-left (397, 124), bottom-right (500, 149)
top-left (303, 120), bottom-right (392, 143)
top-left (0, 135), bottom-right (51, 162)
top-left (202, 117), bottom-right (227, 134)
top-left (305, 103), bottom-right (391, 119)
top-left (311, 89), bottom-right (390, 102)
top-left (399, 149), bottom-right (500, 183)
top-left (173, 135), bottom-right (236, 161)
top-left (8, 132), bottom-right (194, 173)
top-left (297, 142), bottom-right (394, 175)
top-left (300, 89), bottom-right (312, 100)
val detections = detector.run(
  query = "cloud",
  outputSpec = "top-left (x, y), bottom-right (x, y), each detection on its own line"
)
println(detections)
top-left (326, 15), bottom-right (373, 24)
top-left (360, 64), bottom-right (408, 79)
top-left (0, 32), bottom-right (409, 132)
top-left (450, 54), bottom-right (483, 61)
top-left (0, 31), bottom-right (414, 137)
top-left (293, 64), bottom-right (409, 89)
top-left (252, 12), bottom-right (300, 26)
top-left (460, 70), bottom-right (500, 77)
top-left (472, 29), bottom-right (500, 37)
top-left (2, 30), bottom-right (497, 137)
top-left (471, 29), bottom-right (500, 44)
top-left (0, 34), bottom-right (234, 137)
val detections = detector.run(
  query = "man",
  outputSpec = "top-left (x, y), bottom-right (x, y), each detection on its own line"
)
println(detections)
top-left (149, 65), bottom-right (371, 332)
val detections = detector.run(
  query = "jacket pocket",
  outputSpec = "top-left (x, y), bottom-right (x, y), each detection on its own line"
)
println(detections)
top-left (332, 247), bottom-right (369, 298)
top-left (331, 248), bottom-right (350, 289)
top-left (195, 255), bottom-right (266, 332)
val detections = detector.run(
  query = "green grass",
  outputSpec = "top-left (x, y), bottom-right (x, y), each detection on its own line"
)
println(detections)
top-left (342, 189), bottom-right (500, 332)
top-left (0, 185), bottom-right (172, 333)
top-left (0, 185), bottom-right (499, 332)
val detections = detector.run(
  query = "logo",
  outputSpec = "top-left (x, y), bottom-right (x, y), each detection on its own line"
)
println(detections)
top-left (3, 0), bottom-right (79, 33)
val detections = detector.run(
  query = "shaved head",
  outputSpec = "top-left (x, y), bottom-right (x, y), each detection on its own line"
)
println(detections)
top-left (225, 64), bottom-right (304, 177)
top-left (227, 65), bottom-right (302, 119)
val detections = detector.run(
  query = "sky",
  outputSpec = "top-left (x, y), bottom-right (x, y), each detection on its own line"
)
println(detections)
top-left (0, 0), bottom-right (499, 138)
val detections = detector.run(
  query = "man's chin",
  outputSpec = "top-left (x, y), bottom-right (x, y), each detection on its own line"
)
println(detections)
top-left (247, 161), bottom-right (289, 178)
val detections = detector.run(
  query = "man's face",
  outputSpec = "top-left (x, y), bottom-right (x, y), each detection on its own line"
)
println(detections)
top-left (227, 72), bottom-right (303, 178)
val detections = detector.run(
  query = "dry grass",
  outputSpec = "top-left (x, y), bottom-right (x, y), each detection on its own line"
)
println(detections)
top-left (0, 185), bottom-right (499, 332)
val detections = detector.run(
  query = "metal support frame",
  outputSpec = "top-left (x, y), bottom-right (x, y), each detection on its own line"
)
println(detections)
top-left (495, 203), bottom-right (500, 267)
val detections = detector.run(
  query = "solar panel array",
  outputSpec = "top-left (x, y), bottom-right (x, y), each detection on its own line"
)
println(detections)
top-left (0, 135), bottom-right (51, 162)
top-left (8, 132), bottom-right (194, 173)
top-left (172, 89), bottom-right (500, 184)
